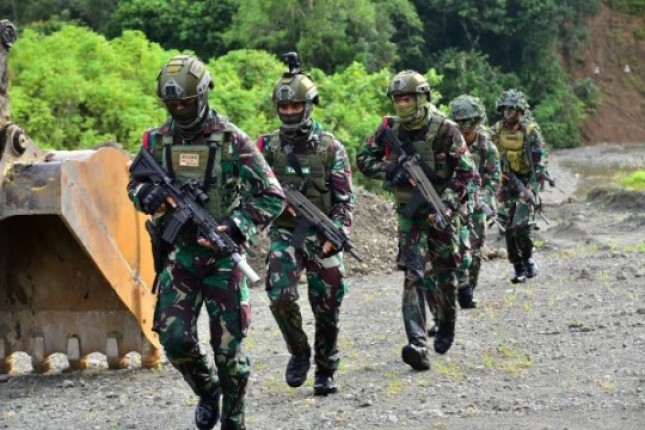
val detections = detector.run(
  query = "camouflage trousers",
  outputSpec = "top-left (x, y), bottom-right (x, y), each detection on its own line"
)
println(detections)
top-left (397, 212), bottom-right (460, 348)
top-left (265, 227), bottom-right (348, 374)
top-left (497, 185), bottom-right (537, 264)
top-left (153, 242), bottom-right (251, 430)
top-left (457, 219), bottom-right (473, 290)
top-left (458, 207), bottom-right (488, 291)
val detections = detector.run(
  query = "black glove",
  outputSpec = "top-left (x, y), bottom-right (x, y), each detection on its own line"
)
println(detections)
top-left (220, 217), bottom-right (246, 245)
top-left (137, 183), bottom-right (169, 215)
top-left (385, 163), bottom-right (410, 186)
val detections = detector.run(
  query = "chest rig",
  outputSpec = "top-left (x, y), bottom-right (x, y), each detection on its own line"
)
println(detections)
top-left (151, 117), bottom-right (241, 220)
top-left (264, 129), bottom-right (334, 227)
top-left (387, 109), bottom-right (451, 204)
top-left (493, 122), bottom-right (536, 175)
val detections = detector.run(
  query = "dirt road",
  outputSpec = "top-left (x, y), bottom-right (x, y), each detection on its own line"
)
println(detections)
top-left (1, 144), bottom-right (644, 430)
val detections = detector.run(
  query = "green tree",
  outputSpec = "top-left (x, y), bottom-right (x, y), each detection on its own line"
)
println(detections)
top-left (0, 0), bottom-right (118, 31)
top-left (434, 48), bottom-right (520, 123)
top-left (10, 26), bottom-right (172, 150)
top-left (103, 0), bottom-right (238, 61)
top-left (225, 0), bottom-right (422, 73)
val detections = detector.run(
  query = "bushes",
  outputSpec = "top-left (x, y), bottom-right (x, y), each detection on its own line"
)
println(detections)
top-left (9, 24), bottom-right (594, 158)
top-left (10, 26), bottom-right (172, 151)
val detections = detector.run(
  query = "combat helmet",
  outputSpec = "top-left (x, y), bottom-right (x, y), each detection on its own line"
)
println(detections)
top-left (387, 70), bottom-right (431, 100)
top-left (449, 94), bottom-right (487, 124)
top-left (496, 89), bottom-right (529, 113)
top-left (387, 70), bottom-right (431, 125)
top-left (271, 52), bottom-right (319, 130)
top-left (157, 55), bottom-right (213, 133)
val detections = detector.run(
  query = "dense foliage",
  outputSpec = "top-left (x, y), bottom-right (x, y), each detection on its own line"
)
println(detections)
top-left (2, 0), bottom-right (609, 152)
top-left (611, 0), bottom-right (645, 14)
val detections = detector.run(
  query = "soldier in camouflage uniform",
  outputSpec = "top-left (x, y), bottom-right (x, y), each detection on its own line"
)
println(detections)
top-left (490, 89), bottom-right (547, 283)
top-left (449, 94), bottom-right (500, 307)
top-left (421, 95), bottom-right (498, 336)
top-left (356, 70), bottom-right (479, 371)
top-left (258, 55), bottom-right (354, 395)
top-left (127, 55), bottom-right (285, 430)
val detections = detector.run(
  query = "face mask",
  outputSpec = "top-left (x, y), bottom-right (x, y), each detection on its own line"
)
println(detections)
top-left (167, 99), bottom-right (200, 126)
top-left (278, 112), bottom-right (303, 127)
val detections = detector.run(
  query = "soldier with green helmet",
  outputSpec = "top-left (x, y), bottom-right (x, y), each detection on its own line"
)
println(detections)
top-left (258, 53), bottom-right (354, 395)
top-left (491, 89), bottom-right (548, 283)
top-left (448, 94), bottom-right (500, 307)
top-left (127, 55), bottom-right (286, 430)
top-left (357, 70), bottom-right (480, 371)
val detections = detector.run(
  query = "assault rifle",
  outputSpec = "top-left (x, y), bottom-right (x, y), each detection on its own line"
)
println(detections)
top-left (129, 149), bottom-right (261, 284)
top-left (505, 171), bottom-right (550, 225)
top-left (283, 184), bottom-right (362, 262)
top-left (377, 126), bottom-right (454, 232)
top-left (476, 196), bottom-right (506, 233)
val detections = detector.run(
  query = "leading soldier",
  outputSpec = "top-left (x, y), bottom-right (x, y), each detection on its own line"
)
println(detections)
top-left (127, 55), bottom-right (285, 430)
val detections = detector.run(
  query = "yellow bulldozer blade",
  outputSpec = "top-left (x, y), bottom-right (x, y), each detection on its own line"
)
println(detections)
top-left (0, 127), bottom-right (161, 374)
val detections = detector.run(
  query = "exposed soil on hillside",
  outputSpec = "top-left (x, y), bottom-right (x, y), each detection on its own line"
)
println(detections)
top-left (1, 144), bottom-right (644, 430)
top-left (566, 2), bottom-right (645, 144)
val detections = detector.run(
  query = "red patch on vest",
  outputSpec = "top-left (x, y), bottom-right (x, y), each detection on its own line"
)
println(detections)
top-left (142, 130), bottom-right (151, 150)
top-left (257, 135), bottom-right (265, 152)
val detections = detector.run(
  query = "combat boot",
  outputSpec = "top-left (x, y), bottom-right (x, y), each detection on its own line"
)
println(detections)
top-left (195, 385), bottom-right (221, 430)
top-left (313, 369), bottom-right (338, 396)
top-left (401, 344), bottom-right (431, 371)
top-left (524, 257), bottom-right (538, 278)
top-left (285, 347), bottom-right (311, 387)
top-left (458, 287), bottom-right (477, 309)
top-left (511, 263), bottom-right (526, 284)
top-left (434, 320), bottom-right (455, 354)
top-left (427, 319), bottom-right (439, 337)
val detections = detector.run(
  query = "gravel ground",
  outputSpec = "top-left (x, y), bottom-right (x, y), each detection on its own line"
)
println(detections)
top-left (1, 144), bottom-right (644, 430)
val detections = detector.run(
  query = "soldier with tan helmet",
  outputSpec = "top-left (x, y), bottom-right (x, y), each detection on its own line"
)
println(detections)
top-left (491, 89), bottom-right (548, 283)
top-left (357, 70), bottom-right (479, 371)
top-left (127, 55), bottom-right (285, 430)
top-left (258, 52), bottom-right (354, 395)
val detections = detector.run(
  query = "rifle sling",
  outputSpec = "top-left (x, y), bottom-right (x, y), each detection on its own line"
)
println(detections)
top-left (283, 141), bottom-right (329, 194)
top-left (164, 144), bottom-right (175, 179)
top-left (202, 141), bottom-right (218, 192)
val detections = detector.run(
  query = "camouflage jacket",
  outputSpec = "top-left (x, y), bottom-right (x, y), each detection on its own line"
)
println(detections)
top-left (356, 110), bottom-right (479, 211)
top-left (127, 110), bottom-right (286, 243)
top-left (258, 120), bottom-right (354, 230)
top-left (469, 127), bottom-right (501, 201)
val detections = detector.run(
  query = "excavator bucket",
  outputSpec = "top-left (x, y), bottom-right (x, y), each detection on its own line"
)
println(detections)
top-left (0, 19), bottom-right (160, 374)
top-left (0, 134), bottom-right (161, 374)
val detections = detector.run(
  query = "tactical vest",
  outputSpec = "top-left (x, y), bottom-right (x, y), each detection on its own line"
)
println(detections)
top-left (388, 109), bottom-right (451, 204)
top-left (264, 130), bottom-right (335, 227)
top-left (493, 121), bottom-right (536, 175)
top-left (151, 117), bottom-right (241, 220)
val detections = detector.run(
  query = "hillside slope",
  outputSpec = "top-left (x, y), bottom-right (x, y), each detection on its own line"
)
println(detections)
top-left (567, 2), bottom-right (645, 144)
